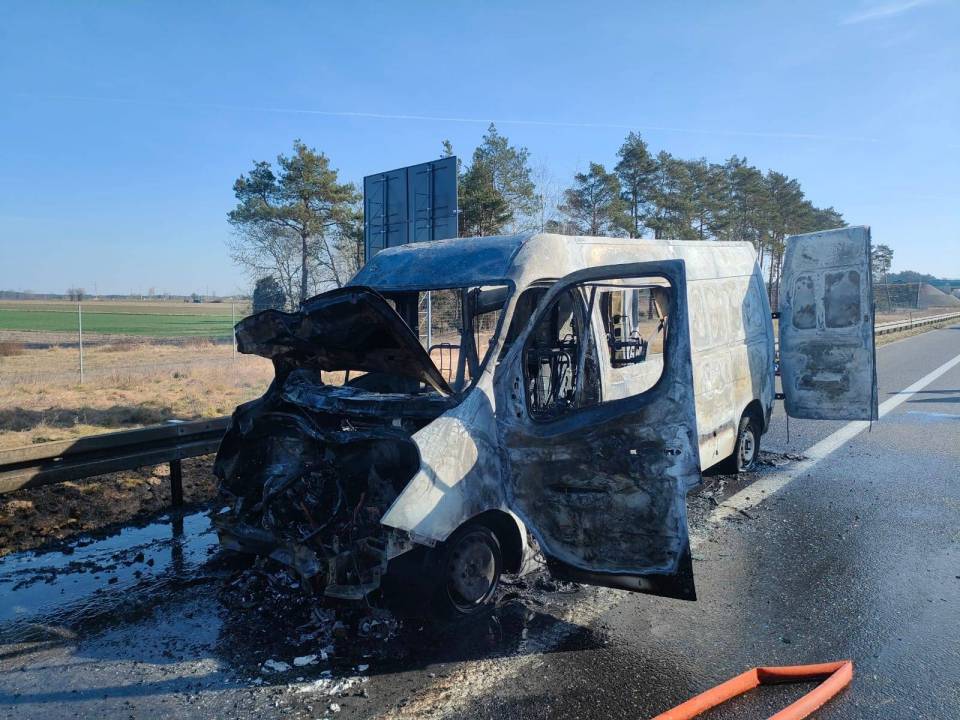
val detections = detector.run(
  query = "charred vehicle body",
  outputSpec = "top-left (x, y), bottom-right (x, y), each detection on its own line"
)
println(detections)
top-left (214, 227), bottom-right (877, 615)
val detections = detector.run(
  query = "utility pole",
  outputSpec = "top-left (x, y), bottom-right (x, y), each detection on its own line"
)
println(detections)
top-left (78, 301), bottom-right (84, 384)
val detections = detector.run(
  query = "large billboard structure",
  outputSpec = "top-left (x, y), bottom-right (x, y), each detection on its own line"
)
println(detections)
top-left (363, 156), bottom-right (458, 261)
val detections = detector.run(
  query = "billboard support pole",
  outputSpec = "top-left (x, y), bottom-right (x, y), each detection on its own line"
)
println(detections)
top-left (426, 162), bottom-right (433, 350)
top-left (426, 292), bottom-right (432, 350)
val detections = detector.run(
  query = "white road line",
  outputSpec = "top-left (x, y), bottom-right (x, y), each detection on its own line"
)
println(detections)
top-left (711, 348), bottom-right (960, 523)
top-left (386, 338), bottom-right (960, 720)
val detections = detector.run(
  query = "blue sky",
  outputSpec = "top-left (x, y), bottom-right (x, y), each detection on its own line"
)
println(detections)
top-left (1, 0), bottom-right (957, 295)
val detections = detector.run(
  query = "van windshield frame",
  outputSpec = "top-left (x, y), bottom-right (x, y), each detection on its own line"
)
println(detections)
top-left (379, 282), bottom-right (513, 394)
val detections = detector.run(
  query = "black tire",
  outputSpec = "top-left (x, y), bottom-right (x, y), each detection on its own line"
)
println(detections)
top-left (719, 411), bottom-right (761, 474)
top-left (432, 523), bottom-right (502, 619)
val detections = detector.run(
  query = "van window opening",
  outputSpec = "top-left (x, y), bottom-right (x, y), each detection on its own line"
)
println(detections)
top-left (382, 285), bottom-right (509, 392)
top-left (824, 270), bottom-right (861, 328)
top-left (522, 276), bottom-right (671, 420)
top-left (524, 286), bottom-right (600, 420)
top-left (598, 285), bottom-right (669, 367)
top-left (498, 284), bottom-right (552, 361)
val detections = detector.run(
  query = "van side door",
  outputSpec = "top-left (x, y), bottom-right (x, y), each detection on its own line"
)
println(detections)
top-left (494, 260), bottom-right (701, 600)
top-left (779, 226), bottom-right (878, 421)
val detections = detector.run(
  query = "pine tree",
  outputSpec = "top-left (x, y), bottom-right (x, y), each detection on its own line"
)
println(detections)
top-left (614, 132), bottom-right (657, 238)
top-left (646, 152), bottom-right (697, 240)
top-left (459, 163), bottom-right (512, 236)
top-left (559, 163), bottom-right (628, 236)
top-left (718, 157), bottom-right (773, 253)
top-left (228, 140), bottom-right (359, 302)
top-left (686, 159), bottom-right (729, 240)
top-left (457, 124), bottom-right (539, 235)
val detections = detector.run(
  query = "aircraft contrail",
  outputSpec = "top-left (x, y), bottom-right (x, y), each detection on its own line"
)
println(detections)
top-left (11, 92), bottom-right (882, 144)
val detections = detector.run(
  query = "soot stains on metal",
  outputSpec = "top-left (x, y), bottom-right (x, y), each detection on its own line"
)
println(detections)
top-left (823, 270), bottom-right (861, 329)
top-left (779, 226), bottom-right (877, 421)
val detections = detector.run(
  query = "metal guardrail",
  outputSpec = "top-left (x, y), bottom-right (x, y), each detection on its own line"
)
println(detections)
top-left (0, 417), bottom-right (230, 501)
top-left (874, 310), bottom-right (960, 336)
top-left (1, 310), bottom-right (958, 500)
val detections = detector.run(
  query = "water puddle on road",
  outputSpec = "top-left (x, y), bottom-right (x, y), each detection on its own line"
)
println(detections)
top-left (0, 510), bottom-right (218, 642)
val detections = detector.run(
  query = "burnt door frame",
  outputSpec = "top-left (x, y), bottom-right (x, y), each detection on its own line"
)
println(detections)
top-left (494, 260), bottom-right (701, 600)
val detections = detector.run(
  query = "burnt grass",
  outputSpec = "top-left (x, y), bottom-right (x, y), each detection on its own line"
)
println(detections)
top-left (0, 457), bottom-right (217, 556)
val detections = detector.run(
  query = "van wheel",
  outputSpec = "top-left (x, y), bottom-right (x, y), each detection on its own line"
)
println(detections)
top-left (433, 523), bottom-right (502, 618)
top-left (720, 412), bottom-right (761, 474)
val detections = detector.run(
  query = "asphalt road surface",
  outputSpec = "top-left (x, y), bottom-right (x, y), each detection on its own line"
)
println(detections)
top-left (1, 323), bottom-right (958, 719)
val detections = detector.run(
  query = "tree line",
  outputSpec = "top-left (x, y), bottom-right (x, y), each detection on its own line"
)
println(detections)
top-left (229, 126), bottom-right (890, 311)
top-left (882, 269), bottom-right (959, 288)
top-left (543, 132), bottom-right (848, 303)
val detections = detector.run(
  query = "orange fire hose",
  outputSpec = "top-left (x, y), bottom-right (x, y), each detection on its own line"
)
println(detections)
top-left (650, 660), bottom-right (853, 720)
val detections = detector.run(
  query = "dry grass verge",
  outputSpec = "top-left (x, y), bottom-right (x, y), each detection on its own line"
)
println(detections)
top-left (0, 342), bottom-right (273, 449)
top-left (0, 341), bottom-right (275, 553)
top-left (0, 340), bottom-right (277, 553)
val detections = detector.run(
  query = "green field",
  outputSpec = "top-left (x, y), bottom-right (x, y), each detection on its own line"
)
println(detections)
top-left (0, 306), bottom-right (241, 337)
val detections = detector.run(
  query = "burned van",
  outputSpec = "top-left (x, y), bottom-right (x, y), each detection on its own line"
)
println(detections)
top-left (213, 226), bottom-right (877, 615)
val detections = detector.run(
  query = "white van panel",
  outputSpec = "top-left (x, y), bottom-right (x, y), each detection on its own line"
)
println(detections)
top-left (687, 271), bottom-right (774, 470)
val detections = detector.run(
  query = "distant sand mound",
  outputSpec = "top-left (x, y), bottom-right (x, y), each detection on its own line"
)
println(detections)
top-left (917, 283), bottom-right (960, 309)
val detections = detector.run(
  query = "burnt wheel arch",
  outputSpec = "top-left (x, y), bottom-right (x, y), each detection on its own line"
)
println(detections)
top-left (743, 399), bottom-right (767, 435)
top-left (462, 509), bottom-right (524, 575)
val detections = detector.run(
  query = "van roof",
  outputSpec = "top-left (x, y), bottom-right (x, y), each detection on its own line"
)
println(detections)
top-left (349, 233), bottom-right (757, 290)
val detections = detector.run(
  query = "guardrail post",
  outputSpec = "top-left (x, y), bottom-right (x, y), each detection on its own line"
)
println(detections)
top-left (170, 459), bottom-right (183, 507)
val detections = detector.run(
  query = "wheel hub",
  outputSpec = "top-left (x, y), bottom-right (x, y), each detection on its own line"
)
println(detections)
top-left (448, 535), bottom-right (496, 604)
top-left (739, 428), bottom-right (756, 468)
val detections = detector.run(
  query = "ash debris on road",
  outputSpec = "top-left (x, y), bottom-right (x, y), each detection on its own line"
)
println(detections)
top-left (214, 551), bottom-right (583, 671)
top-left (204, 551), bottom-right (591, 718)
top-left (216, 558), bottom-right (402, 674)
top-left (687, 450), bottom-right (807, 526)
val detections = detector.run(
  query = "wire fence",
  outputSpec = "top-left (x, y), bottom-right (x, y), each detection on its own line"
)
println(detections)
top-left (873, 283), bottom-right (917, 313)
top-left (3, 281), bottom-right (958, 388)
top-left (872, 283), bottom-right (960, 313)
top-left (417, 289), bottom-right (505, 386)
top-left (0, 301), bottom-right (251, 387)
top-left (764, 281), bottom-right (960, 315)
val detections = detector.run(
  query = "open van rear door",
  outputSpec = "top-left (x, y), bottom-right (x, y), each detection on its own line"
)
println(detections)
top-left (779, 226), bottom-right (878, 421)
top-left (495, 260), bottom-right (700, 600)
